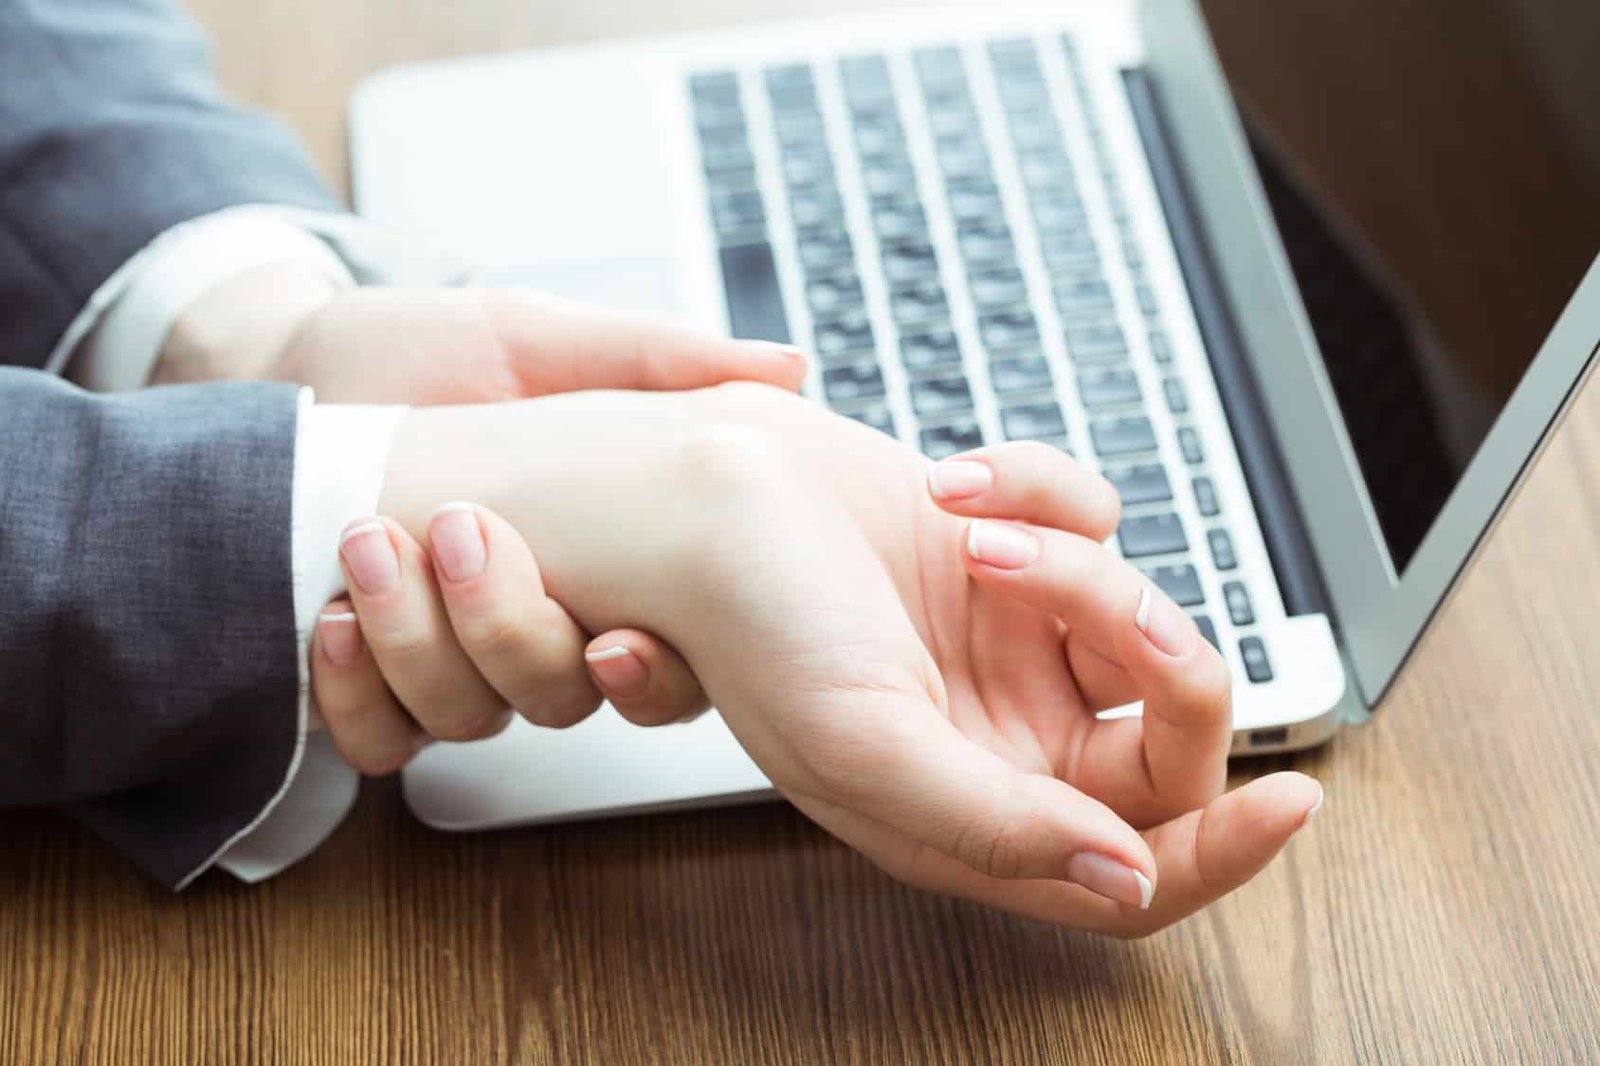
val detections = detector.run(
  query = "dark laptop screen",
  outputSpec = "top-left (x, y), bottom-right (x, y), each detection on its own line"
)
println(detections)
top-left (1199, 0), bottom-right (1600, 571)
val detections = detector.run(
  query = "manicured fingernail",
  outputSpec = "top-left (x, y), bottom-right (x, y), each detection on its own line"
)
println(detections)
top-left (586, 645), bottom-right (650, 698)
top-left (966, 520), bottom-right (1039, 569)
top-left (429, 502), bottom-right (486, 583)
top-left (743, 340), bottom-right (807, 363)
top-left (928, 459), bottom-right (993, 500)
top-left (340, 521), bottom-right (399, 595)
top-left (1135, 585), bottom-right (1193, 657)
top-left (1302, 784), bottom-right (1325, 829)
top-left (1066, 852), bottom-right (1154, 910)
top-left (319, 611), bottom-right (362, 666)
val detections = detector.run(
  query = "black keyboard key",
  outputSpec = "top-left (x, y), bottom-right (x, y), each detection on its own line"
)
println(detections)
top-left (822, 363), bottom-right (886, 403)
top-left (1118, 512), bottom-right (1188, 558)
top-left (838, 400), bottom-right (895, 436)
top-left (1178, 426), bottom-right (1204, 464)
top-left (813, 318), bottom-right (874, 362)
top-left (1148, 330), bottom-right (1173, 364)
top-left (979, 311), bottom-right (1039, 350)
top-left (911, 377), bottom-right (974, 417)
top-left (1208, 528), bottom-right (1238, 571)
top-left (805, 274), bottom-right (862, 315)
top-left (881, 242), bottom-right (938, 284)
top-left (797, 231), bottom-right (854, 272)
top-left (1091, 416), bottom-right (1157, 456)
top-left (1147, 564), bottom-right (1204, 607)
top-left (1104, 463), bottom-right (1171, 505)
top-left (719, 243), bottom-right (790, 344)
top-left (1077, 367), bottom-right (1141, 409)
top-left (901, 330), bottom-right (963, 373)
top-left (989, 355), bottom-right (1052, 395)
top-left (1001, 402), bottom-right (1066, 441)
top-left (1162, 377), bottom-right (1189, 414)
top-left (1223, 581), bottom-right (1254, 626)
top-left (1240, 636), bottom-right (1273, 683)
top-left (1193, 476), bottom-right (1220, 516)
top-left (969, 269), bottom-right (1029, 309)
top-left (1196, 615), bottom-right (1219, 650)
top-left (920, 419), bottom-right (984, 459)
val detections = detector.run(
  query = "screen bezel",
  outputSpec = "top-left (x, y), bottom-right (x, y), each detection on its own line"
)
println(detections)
top-left (1140, 0), bottom-right (1600, 705)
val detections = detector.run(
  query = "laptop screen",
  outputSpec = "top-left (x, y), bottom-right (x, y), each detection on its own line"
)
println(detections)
top-left (1199, 0), bottom-right (1600, 572)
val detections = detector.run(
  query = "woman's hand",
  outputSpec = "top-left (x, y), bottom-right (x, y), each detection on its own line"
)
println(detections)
top-left (372, 383), bottom-right (1322, 936)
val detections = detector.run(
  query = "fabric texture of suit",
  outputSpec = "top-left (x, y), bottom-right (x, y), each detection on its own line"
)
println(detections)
top-left (0, 0), bottom-right (343, 884)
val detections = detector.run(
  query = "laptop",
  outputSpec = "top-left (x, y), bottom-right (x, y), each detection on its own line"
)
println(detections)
top-left (348, 0), bottom-right (1600, 830)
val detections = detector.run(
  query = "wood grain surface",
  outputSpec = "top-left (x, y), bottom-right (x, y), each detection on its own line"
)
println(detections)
top-left (3, 2), bottom-right (1598, 1062)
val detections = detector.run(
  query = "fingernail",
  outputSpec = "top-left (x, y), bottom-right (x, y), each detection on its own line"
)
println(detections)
top-left (586, 645), bottom-right (650, 698)
top-left (1135, 585), bottom-right (1193, 657)
top-left (430, 502), bottom-right (487, 583)
top-left (340, 521), bottom-right (399, 595)
top-left (1301, 783), bottom-right (1325, 829)
top-left (966, 520), bottom-right (1040, 569)
top-left (1066, 852), bottom-right (1154, 910)
top-left (928, 459), bottom-right (993, 500)
top-left (319, 611), bottom-right (362, 666)
top-left (743, 340), bottom-right (807, 363)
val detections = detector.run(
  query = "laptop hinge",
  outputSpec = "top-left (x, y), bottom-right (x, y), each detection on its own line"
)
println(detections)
top-left (1120, 68), bottom-right (1330, 620)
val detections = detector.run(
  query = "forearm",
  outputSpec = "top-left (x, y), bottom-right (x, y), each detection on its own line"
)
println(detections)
top-left (0, 368), bottom-right (302, 886)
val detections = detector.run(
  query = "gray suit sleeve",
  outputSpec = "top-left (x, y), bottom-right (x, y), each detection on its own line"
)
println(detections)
top-left (0, 0), bottom-right (343, 369)
top-left (0, 367), bottom-right (303, 887)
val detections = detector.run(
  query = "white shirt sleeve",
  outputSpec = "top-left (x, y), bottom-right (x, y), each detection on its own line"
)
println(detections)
top-left (48, 206), bottom-right (437, 885)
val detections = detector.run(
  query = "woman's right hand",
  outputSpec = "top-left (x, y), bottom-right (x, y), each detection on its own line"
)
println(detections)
top-left (372, 382), bottom-right (1321, 936)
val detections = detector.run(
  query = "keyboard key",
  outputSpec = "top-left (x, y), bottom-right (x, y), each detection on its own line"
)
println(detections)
top-left (1208, 528), bottom-right (1238, 570)
top-left (797, 231), bottom-right (854, 272)
top-left (921, 419), bottom-right (984, 459)
top-left (1239, 636), bottom-right (1273, 683)
top-left (988, 355), bottom-right (1052, 395)
top-left (968, 269), bottom-right (1029, 309)
top-left (1193, 476), bottom-right (1220, 516)
top-left (891, 286), bottom-right (949, 328)
top-left (1118, 513), bottom-right (1188, 558)
top-left (959, 231), bottom-right (1017, 266)
top-left (701, 138), bottom-right (754, 175)
top-left (839, 55), bottom-right (893, 101)
top-left (1104, 463), bottom-right (1171, 505)
top-left (1077, 367), bottom-right (1141, 409)
top-left (838, 400), bottom-right (895, 436)
top-left (783, 152), bottom-right (834, 188)
top-left (719, 243), bottom-right (790, 344)
top-left (862, 161), bottom-right (918, 198)
top-left (1148, 330), bottom-right (1173, 364)
top-left (901, 330), bottom-right (963, 373)
top-left (1091, 416), bottom-right (1158, 456)
top-left (822, 363), bottom-right (885, 403)
top-left (789, 189), bottom-right (844, 230)
top-left (881, 242), bottom-right (938, 284)
top-left (873, 203), bottom-right (928, 242)
top-left (911, 377), bottom-right (975, 417)
top-left (1162, 376), bottom-right (1189, 414)
top-left (805, 274), bottom-right (862, 314)
top-left (1223, 581), bottom-right (1255, 626)
top-left (765, 64), bottom-right (816, 110)
top-left (1055, 277), bottom-right (1114, 310)
top-left (814, 318), bottom-right (874, 362)
top-left (1033, 198), bottom-right (1088, 234)
top-left (913, 46), bottom-right (966, 85)
top-left (690, 71), bottom-right (740, 104)
top-left (947, 188), bottom-right (1005, 227)
top-left (1064, 322), bottom-right (1127, 362)
top-left (979, 311), bottom-right (1039, 349)
top-left (1146, 564), bottom-right (1204, 607)
top-left (1195, 615), bottom-right (1219, 650)
top-left (775, 111), bottom-right (827, 149)
top-left (1178, 426), bottom-right (1204, 464)
top-left (1001, 402), bottom-right (1066, 441)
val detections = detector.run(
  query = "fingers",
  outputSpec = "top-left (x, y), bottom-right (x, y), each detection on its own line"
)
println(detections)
top-left (958, 519), bottom-right (1233, 823)
top-left (809, 770), bottom-right (1322, 939)
top-left (426, 504), bottom-right (604, 729)
top-left (340, 517), bottom-right (512, 741)
top-left (926, 442), bottom-right (1121, 542)
top-left (311, 601), bottom-right (425, 775)
top-left (787, 688), bottom-right (1158, 906)
top-left (584, 630), bottom-right (711, 727)
top-left (483, 291), bottom-right (809, 394)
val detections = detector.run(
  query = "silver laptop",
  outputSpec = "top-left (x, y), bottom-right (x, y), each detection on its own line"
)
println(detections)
top-left (348, 1), bottom-right (1600, 830)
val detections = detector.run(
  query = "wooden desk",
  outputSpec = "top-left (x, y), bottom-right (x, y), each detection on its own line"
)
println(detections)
top-left (4, 2), bottom-right (1598, 1062)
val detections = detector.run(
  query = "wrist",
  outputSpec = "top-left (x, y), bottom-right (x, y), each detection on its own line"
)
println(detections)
top-left (154, 259), bottom-right (341, 386)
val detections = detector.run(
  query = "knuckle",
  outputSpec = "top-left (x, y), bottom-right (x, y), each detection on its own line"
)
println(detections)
top-left (457, 605), bottom-right (534, 661)
top-left (429, 706), bottom-right (512, 743)
top-left (519, 689), bottom-right (602, 730)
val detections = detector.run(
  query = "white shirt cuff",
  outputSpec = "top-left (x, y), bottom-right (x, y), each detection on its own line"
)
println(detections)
top-left (214, 393), bottom-right (409, 883)
top-left (60, 206), bottom-right (359, 392)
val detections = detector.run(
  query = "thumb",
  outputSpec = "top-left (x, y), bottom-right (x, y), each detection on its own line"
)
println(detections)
top-left (484, 291), bottom-right (809, 393)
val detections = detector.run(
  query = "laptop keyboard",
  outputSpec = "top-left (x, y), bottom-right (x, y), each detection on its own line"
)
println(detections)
top-left (689, 35), bottom-right (1274, 684)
